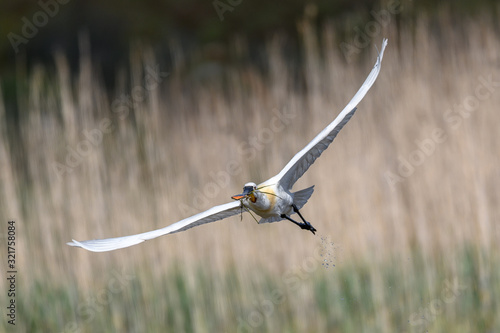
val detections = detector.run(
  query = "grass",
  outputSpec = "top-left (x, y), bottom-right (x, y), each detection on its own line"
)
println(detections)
top-left (1, 8), bottom-right (500, 332)
top-left (11, 247), bottom-right (499, 332)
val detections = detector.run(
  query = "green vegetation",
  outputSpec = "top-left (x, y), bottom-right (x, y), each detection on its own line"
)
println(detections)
top-left (6, 247), bottom-right (499, 332)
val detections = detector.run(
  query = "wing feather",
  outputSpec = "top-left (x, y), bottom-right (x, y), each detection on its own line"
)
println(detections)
top-left (272, 39), bottom-right (388, 190)
top-left (67, 201), bottom-right (243, 252)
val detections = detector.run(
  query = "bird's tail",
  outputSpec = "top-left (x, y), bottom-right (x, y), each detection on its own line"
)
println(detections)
top-left (293, 185), bottom-right (315, 210)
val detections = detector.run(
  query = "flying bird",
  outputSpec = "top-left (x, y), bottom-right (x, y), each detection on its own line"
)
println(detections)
top-left (68, 39), bottom-right (387, 252)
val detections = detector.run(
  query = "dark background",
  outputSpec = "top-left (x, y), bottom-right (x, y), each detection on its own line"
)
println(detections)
top-left (1, 0), bottom-right (498, 85)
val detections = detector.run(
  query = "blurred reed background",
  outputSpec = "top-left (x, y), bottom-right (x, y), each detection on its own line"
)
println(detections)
top-left (1, 6), bottom-right (500, 333)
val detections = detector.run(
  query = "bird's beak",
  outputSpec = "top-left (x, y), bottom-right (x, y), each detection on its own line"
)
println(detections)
top-left (231, 187), bottom-right (252, 200)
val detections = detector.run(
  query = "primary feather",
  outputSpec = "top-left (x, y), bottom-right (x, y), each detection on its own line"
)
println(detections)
top-left (272, 38), bottom-right (387, 190)
top-left (67, 201), bottom-right (242, 252)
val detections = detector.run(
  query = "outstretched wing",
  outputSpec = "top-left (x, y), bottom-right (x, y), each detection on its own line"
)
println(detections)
top-left (272, 39), bottom-right (388, 190)
top-left (67, 201), bottom-right (243, 252)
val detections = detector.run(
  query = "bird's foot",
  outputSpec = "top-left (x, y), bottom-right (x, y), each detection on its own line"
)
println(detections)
top-left (282, 213), bottom-right (316, 235)
top-left (299, 222), bottom-right (316, 235)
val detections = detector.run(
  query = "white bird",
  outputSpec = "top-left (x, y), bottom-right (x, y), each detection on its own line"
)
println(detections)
top-left (68, 39), bottom-right (387, 252)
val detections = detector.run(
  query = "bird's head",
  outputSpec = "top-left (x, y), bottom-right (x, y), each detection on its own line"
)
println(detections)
top-left (231, 182), bottom-right (257, 203)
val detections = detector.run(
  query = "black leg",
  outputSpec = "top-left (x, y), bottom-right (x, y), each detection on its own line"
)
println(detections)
top-left (292, 204), bottom-right (317, 234)
top-left (281, 214), bottom-right (301, 227)
top-left (292, 204), bottom-right (308, 223)
top-left (281, 210), bottom-right (316, 235)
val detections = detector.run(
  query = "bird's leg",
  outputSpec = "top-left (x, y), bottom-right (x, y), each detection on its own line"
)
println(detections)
top-left (281, 204), bottom-right (317, 235)
top-left (292, 204), bottom-right (317, 234)
top-left (292, 204), bottom-right (306, 221)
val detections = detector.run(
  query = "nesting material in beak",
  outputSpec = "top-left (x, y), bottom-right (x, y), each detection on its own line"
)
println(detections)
top-left (231, 185), bottom-right (254, 200)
